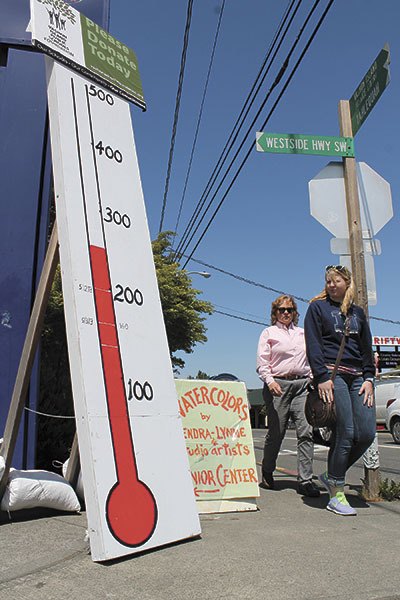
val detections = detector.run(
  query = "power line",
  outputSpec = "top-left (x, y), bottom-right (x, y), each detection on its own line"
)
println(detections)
top-left (214, 303), bottom-right (267, 321)
top-left (173, 0), bottom-right (301, 258)
top-left (186, 255), bottom-right (400, 326)
top-left (173, 0), bottom-right (226, 239)
top-left (180, 0), bottom-right (334, 266)
top-left (370, 316), bottom-right (400, 326)
top-left (215, 306), bottom-right (400, 328)
top-left (158, 0), bottom-right (194, 233)
top-left (174, 0), bottom-right (300, 258)
top-left (186, 255), bottom-right (309, 303)
top-left (215, 308), bottom-right (400, 327)
top-left (175, 0), bottom-right (320, 261)
top-left (214, 309), bottom-right (267, 327)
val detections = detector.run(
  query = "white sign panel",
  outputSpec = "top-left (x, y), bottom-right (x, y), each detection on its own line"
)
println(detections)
top-left (46, 60), bottom-right (200, 562)
top-left (309, 161), bottom-right (393, 237)
top-left (335, 253), bottom-right (377, 305)
top-left (309, 161), bottom-right (393, 307)
top-left (30, 0), bottom-right (145, 108)
top-left (330, 238), bottom-right (381, 256)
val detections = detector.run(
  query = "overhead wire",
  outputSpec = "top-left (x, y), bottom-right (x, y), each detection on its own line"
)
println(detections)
top-left (214, 303), bottom-right (268, 321)
top-left (173, 0), bottom-right (226, 240)
top-left (185, 255), bottom-right (309, 303)
top-left (174, 0), bottom-right (299, 256)
top-left (185, 255), bottom-right (400, 326)
top-left (158, 0), bottom-right (194, 233)
top-left (369, 316), bottom-right (400, 326)
top-left (173, 0), bottom-right (300, 258)
top-left (214, 308), bottom-right (400, 327)
top-left (182, 0), bottom-right (333, 268)
top-left (180, 0), bottom-right (334, 267)
top-left (214, 309), bottom-right (267, 327)
top-left (156, 2), bottom-right (398, 329)
top-left (215, 307), bottom-right (400, 327)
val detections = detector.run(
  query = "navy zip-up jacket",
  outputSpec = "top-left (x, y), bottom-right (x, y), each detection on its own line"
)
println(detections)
top-left (304, 297), bottom-right (375, 384)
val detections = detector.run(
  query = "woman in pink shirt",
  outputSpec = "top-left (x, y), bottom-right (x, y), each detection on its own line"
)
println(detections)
top-left (256, 295), bottom-right (320, 498)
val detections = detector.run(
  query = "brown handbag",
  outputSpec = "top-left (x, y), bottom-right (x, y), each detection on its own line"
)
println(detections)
top-left (305, 321), bottom-right (349, 428)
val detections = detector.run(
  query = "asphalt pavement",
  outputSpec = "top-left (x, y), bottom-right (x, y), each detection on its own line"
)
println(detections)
top-left (1, 432), bottom-right (400, 600)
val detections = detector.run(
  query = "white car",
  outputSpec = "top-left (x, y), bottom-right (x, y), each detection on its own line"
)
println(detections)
top-left (385, 384), bottom-right (400, 444)
top-left (375, 376), bottom-right (400, 426)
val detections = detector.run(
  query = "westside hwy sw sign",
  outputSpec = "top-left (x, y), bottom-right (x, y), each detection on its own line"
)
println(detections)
top-left (256, 132), bottom-right (354, 157)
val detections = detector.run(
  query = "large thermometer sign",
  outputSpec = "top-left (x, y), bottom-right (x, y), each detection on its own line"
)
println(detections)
top-left (46, 60), bottom-right (200, 562)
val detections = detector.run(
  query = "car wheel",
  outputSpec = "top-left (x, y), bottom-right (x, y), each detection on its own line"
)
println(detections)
top-left (390, 419), bottom-right (400, 444)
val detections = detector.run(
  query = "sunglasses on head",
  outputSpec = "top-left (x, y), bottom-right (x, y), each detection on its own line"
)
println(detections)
top-left (325, 265), bottom-right (347, 273)
top-left (277, 307), bottom-right (294, 314)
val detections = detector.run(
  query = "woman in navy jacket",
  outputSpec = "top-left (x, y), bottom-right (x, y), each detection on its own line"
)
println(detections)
top-left (304, 265), bottom-right (375, 516)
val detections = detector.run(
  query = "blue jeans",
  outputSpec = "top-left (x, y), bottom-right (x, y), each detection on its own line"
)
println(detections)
top-left (328, 373), bottom-right (376, 487)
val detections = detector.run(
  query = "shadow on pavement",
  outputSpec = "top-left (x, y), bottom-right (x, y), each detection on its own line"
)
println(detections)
top-left (259, 478), bottom-right (298, 492)
top-left (0, 507), bottom-right (78, 524)
top-left (302, 488), bottom-right (371, 511)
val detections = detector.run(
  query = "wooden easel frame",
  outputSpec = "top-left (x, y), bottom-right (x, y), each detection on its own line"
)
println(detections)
top-left (0, 222), bottom-right (80, 500)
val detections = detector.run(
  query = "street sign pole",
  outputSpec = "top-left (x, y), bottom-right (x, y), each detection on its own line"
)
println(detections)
top-left (338, 100), bottom-right (369, 316)
top-left (338, 101), bottom-right (380, 501)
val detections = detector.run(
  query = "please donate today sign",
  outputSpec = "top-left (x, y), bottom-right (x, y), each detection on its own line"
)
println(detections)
top-left (30, 0), bottom-right (145, 109)
top-left (175, 380), bottom-right (259, 501)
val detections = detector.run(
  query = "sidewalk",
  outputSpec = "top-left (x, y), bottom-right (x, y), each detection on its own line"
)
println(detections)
top-left (1, 464), bottom-right (400, 600)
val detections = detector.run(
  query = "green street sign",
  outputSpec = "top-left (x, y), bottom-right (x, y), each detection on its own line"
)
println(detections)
top-left (349, 44), bottom-right (390, 136)
top-left (256, 132), bottom-right (354, 157)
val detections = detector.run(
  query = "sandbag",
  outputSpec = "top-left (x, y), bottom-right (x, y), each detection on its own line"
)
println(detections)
top-left (1, 468), bottom-right (81, 512)
top-left (62, 459), bottom-right (84, 501)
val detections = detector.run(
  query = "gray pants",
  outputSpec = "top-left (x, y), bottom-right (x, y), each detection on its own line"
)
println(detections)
top-left (262, 378), bottom-right (314, 483)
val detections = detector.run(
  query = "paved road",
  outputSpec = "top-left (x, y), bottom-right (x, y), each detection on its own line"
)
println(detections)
top-left (1, 429), bottom-right (400, 599)
top-left (252, 428), bottom-right (400, 483)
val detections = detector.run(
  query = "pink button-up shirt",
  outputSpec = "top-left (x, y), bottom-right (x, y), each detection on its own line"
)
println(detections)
top-left (256, 321), bottom-right (311, 385)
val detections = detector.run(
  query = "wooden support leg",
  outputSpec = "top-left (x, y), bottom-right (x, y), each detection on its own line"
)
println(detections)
top-left (65, 433), bottom-right (80, 491)
top-left (361, 466), bottom-right (381, 502)
top-left (0, 224), bottom-right (59, 500)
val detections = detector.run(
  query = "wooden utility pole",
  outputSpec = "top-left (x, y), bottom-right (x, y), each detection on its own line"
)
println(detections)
top-left (338, 100), bottom-right (369, 312)
top-left (338, 99), bottom-right (381, 501)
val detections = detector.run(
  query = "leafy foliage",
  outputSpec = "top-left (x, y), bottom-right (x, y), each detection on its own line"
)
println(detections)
top-left (152, 232), bottom-right (213, 371)
top-left (379, 478), bottom-right (400, 501)
top-left (187, 370), bottom-right (211, 380)
top-left (37, 265), bottom-right (75, 469)
top-left (36, 232), bottom-right (212, 466)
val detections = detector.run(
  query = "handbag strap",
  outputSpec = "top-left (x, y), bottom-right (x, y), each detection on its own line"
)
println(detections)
top-left (329, 316), bottom-right (350, 381)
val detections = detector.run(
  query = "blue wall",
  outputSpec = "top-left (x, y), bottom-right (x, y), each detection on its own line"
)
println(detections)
top-left (0, 0), bottom-right (110, 468)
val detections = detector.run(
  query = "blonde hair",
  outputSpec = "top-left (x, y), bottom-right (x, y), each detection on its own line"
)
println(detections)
top-left (270, 295), bottom-right (299, 325)
top-left (310, 266), bottom-right (355, 315)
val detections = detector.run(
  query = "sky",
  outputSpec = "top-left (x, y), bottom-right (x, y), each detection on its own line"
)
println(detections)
top-left (109, 0), bottom-right (400, 389)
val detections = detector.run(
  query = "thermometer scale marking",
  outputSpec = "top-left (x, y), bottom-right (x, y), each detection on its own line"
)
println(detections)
top-left (71, 78), bottom-right (158, 547)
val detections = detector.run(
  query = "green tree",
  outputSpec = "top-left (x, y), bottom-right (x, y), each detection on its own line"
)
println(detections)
top-left (37, 231), bottom-right (212, 467)
top-left (152, 232), bottom-right (213, 371)
top-left (37, 265), bottom-right (75, 469)
top-left (188, 370), bottom-right (211, 380)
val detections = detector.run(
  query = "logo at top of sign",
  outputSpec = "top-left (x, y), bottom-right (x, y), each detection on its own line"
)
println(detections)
top-left (37, 0), bottom-right (77, 25)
